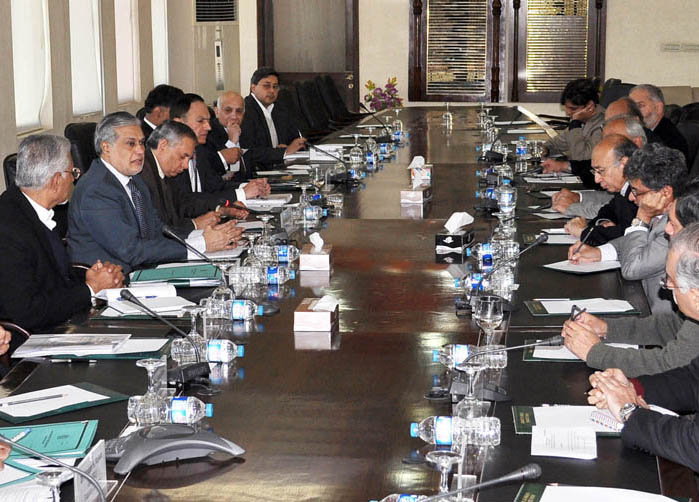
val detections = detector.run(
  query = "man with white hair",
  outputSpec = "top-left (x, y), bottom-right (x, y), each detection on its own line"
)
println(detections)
top-left (0, 134), bottom-right (124, 330)
top-left (586, 223), bottom-right (699, 474)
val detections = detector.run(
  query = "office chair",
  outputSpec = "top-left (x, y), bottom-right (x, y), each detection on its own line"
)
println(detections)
top-left (277, 86), bottom-right (330, 142)
top-left (681, 103), bottom-right (699, 122)
top-left (599, 81), bottom-right (635, 108)
top-left (314, 75), bottom-right (367, 123)
top-left (665, 104), bottom-right (683, 125)
top-left (3, 153), bottom-right (17, 189)
top-left (677, 120), bottom-right (699, 176)
top-left (64, 122), bottom-right (98, 175)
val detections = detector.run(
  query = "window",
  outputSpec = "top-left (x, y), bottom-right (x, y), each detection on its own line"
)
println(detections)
top-left (115, 0), bottom-right (140, 104)
top-left (151, 0), bottom-right (169, 85)
top-left (11, 0), bottom-right (52, 130)
top-left (69, 0), bottom-right (103, 115)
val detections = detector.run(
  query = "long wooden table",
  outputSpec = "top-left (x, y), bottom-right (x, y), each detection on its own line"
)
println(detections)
top-left (1, 105), bottom-right (695, 501)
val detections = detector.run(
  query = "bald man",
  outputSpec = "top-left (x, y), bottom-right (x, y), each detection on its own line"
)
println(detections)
top-left (208, 91), bottom-right (254, 182)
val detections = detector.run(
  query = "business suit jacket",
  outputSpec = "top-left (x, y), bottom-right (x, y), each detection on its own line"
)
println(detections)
top-left (239, 95), bottom-right (300, 168)
top-left (171, 144), bottom-right (240, 205)
top-left (622, 355), bottom-right (699, 473)
top-left (609, 214), bottom-right (672, 314)
top-left (67, 159), bottom-right (187, 273)
top-left (544, 105), bottom-right (605, 161)
top-left (580, 184), bottom-right (637, 246)
top-left (207, 117), bottom-right (256, 181)
top-left (0, 186), bottom-right (91, 331)
top-left (653, 117), bottom-right (690, 167)
top-left (140, 120), bottom-right (155, 142)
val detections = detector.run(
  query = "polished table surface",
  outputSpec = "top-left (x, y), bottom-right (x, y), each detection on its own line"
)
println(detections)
top-left (1, 105), bottom-right (695, 501)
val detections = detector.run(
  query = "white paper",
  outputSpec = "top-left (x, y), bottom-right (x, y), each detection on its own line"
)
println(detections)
top-left (539, 485), bottom-right (675, 502)
top-left (204, 246), bottom-right (247, 260)
top-left (107, 297), bottom-right (194, 316)
top-left (531, 426), bottom-right (597, 459)
top-left (311, 295), bottom-right (339, 312)
top-left (309, 232), bottom-right (324, 252)
top-left (542, 233), bottom-right (577, 244)
top-left (237, 221), bottom-right (264, 231)
top-left (507, 128), bottom-right (545, 134)
top-left (542, 227), bottom-right (567, 234)
top-left (244, 194), bottom-right (293, 210)
top-left (533, 406), bottom-right (619, 434)
top-left (524, 176), bottom-right (582, 184)
top-left (96, 284), bottom-right (176, 302)
top-left (14, 458), bottom-right (78, 468)
top-left (533, 343), bottom-right (638, 360)
top-left (110, 338), bottom-right (169, 355)
top-left (255, 170), bottom-right (288, 176)
top-left (540, 298), bottom-right (635, 315)
top-left (494, 120), bottom-right (532, 125)
top-left (13, 334), bottom-right (131, 358)
top-left (544, 260), bottom-right (621, 274)
top-left (0, 385), bottom-right (109, 418)
top-left (444, 212), bottom-right (474, 233)
top-left (0, 479), bottom-right (51, 501)
top-left (534, 212), bottom-right (570, 220)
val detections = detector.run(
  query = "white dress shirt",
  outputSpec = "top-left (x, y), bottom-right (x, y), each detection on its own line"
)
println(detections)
top-left (252, 94), bottom-right (279, 148)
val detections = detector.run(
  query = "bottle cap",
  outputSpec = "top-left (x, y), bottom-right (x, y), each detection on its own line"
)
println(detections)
top-left (236, 345), bottom-right (245, 357)
top-left (205, 403), bottom-right (214, 417)
top-left (503, 179), bottom-right (511, 185)
top-left (409, 422), bottom-right (419, 437)
top-left (432, 349), bottom-right (439, 362)
top-left (257, 305), bottom-right (265, 316)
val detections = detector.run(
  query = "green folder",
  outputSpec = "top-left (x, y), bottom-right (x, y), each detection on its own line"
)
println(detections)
top-left (1, 420), bottom-right (98, 458)
top-left (130, 264), bottom-right (222, 286)
top-left (511, 406), bottom-right (620, 437)
top-left (524, 300), bottom-right (641, 317)
top-left (50, 338), bottom-right (173, 360)
top-left (0, 382), bottom-right (129, 424)
top-left (514, 483), bottom-right (690, 502)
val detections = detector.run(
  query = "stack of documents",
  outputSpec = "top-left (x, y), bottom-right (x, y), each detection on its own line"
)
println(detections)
top-left (244, 193), bottom-right (293, 211)
top-left (130, 263), bottom-right (222, 287)
top-left (515, 483), bottom-right (677, 502)
top-left (512, 405), bottom-right (622, 436)
top-left (538, 228), bottom-right (576, 244)
top-left (523, 175), bottom-right (582, 184)
top-left (539, 298), bottom-right (636, 315)
top-left (12, 334), bottom-right (130, 358)
top-left (97, 283), bottom-right (194, 316)
top-left (544, 260), bottom-right (621, 274)
top-left (530, 425), bottom-right (597, 459)
top-left (13, 335), bottom-right (170, 359)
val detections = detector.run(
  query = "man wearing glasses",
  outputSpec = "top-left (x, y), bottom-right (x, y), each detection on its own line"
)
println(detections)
top-left (239, 67), bottom-right (306, 169)
top-left (0, 134), bottom-right (124, 332)
top-left (569, 143), bottom-right (687, 314)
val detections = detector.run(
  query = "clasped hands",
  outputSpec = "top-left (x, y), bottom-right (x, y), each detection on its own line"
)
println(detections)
top-left (587, 368), bottom-right (648, 422)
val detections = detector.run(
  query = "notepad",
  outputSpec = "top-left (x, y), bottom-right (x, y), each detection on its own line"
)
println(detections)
top-left (541, 232), bottom-right (577, 244)
top-left (532, 343), bottom-right (638, 360)
top-left (515, 483), bottom-right (677, 502)
top-left (48, 338), bottom-right (171, 359)
top-left (106, 296), bottom-right (194, 316)
top-left (1, 420), bottom-right (98, 459)
top-left (544, 260), bottom-right (621, 274)
top-left (531, 426), bottom-right (597, 459)
top-left (203, 246), bottom-right (247, 261)
top-left (0, 461), bottom-right (41, 490)
top-left (507, 128), bottom-right (546, 134)
top-left (131, 264), bottom-right (221, 287)
top-left (0, 385), bottom-right (108, 418)
top-left (13, 334), bottom-right (131, 358)
top-left (539, 298), bottom-right (635, 314)
top-left (495, 120), bottom-right (533, 125)
top-left (244, 193), bottom-right (293, 210)
top-left (533, 212), bottom-right (570, 220)
top-left (512, 405), bottom-right (621, 436)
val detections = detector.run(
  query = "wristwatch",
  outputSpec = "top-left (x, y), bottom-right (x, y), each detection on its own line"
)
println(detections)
top-left (619, 402), bottom-right (639, 423)
top-left (630, 218), bottom-right (650, 229)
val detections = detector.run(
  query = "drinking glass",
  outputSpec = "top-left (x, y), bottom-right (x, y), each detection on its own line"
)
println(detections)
top-left (36, 467), bottom-right (70, 502)
top-left (442, 101), bottom-right (453, 126)
top-left (454, 347), bottom-right (488, 418)
top-left (481, 344), bottom-right (507, 370)
top-left (473, 295), bottom-right (504, 341)
top-left (349, 134), bottom-right (364, 166)
top-left (135, 358), bottom-right (168, 425)
top-left (425, 449), bottom-right (461, 494)
top-left (182, 304), bottom-right (205, 338)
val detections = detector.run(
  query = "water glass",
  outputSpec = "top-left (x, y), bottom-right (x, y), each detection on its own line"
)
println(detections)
top-left (481, 344), bottom-right (507, 369)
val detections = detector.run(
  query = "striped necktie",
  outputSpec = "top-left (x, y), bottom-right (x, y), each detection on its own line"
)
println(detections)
top-left (127, 179), bottom-right (151, 239)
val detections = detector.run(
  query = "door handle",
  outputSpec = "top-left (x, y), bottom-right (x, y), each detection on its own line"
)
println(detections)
top-left (345, 74), bottom-right (354, 81)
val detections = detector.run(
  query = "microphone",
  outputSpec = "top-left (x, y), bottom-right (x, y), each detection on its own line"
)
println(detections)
top-left (461, 335), bottom-right (564, 366)
top-left (359, 103), bottom-right (394, 142)
top-left (162, 226), bottom-right (214, 265)
top-left (420, 463), bottom-right (542, 501)
top-left (0, 435), bottom-right (106, 502)
top-left (118, 290), bottom-right (210, 382)
top-left (305, 143), bottom-right (353, 184)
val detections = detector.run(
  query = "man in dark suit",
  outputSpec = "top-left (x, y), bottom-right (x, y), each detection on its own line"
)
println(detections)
top-left (67, 112), bottom-right (242, 273)
top-left (630, 84), bottom-right (689, 165)
top-left (209, 91), bottom-right (255, 182)
top-left (0, 135), bottom-right (124, 332)
top-left (239, 67), bottom-right (306, 169)
top-left (140, 84), bottom-right (184, 140)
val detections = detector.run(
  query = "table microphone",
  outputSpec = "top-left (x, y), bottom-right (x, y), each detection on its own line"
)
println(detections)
top-left (358, 103), bottom-right (394, 142)
top-left (420, 463), bottom-right (542, 501)
top-left (118, 290), bottom-right (210, 382)
top-left (162, 226), bottom-right (215, 265)
top-left (305, 143), bottom-right (353, 184)
top-left (0, 435), bottom-right (106, 502)
top-left (462, 335), bottom-right (565, 366)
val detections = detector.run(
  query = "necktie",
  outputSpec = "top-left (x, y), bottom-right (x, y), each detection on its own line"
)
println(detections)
top-left (127, 179), bottom-right (151, 239)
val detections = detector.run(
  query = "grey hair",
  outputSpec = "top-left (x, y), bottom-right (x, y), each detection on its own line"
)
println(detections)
top-left (146, 120), bottom-right (197, 150)
top-left (215, 93), bottom-right (245, 111)
top-left (15, 134), bottom-right (72, 190)
top-left (94, 111), bottom-right (141, 155)
top-left (670, 222), bottom-right (699, 292)
top-left (631, 84), bottom-right (665, 105)
top-left (623, 117), bottom-right (647, 145)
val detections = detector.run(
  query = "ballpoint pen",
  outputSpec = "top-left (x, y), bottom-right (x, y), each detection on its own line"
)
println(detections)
top-left (0, 393), bottom-right (66, 407)
top-left (50, 359), bottom-right (98, 364)
top-left (9, 428), bottom-right (31, 442)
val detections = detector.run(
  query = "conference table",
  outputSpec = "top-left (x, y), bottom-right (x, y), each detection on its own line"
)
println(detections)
top-left (1, 105), bottom-right (696, 501)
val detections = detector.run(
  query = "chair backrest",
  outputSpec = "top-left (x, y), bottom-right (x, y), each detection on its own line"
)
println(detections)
top-left (681, 102), bottom-right (699, 122)
top-left (314, 75), bottom-right (346, 121)
top-left (277, 86), bottom-right (312, 135)
top-left (677, 120), bottom-right (699, 176)
top-left (664, 104), bottom-right (683, 125)
top-left (323, 74), bottom-right (354, 115)
top-left (296, 80), bottom-right (331, 131)
top-left (3, 153), bottom-right (17, 189)
top-left (64, 122), bottom-right (97, 174)
top-left (600, 82), bottom-right (635, 108)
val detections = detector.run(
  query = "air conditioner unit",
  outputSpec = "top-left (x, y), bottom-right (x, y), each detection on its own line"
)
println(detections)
top-left (193, 0), bottom-right (237, 25)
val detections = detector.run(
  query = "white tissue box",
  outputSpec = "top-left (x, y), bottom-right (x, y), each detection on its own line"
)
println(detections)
top-left (300, 270), bottom-right (332, 288)
top-left (400, 184), bottom-right (432, 204)
top-left (293, 329), bottom-right (341, 350)
top-left (299, 243), bottom-right (333, 271)
top-left (401, 203), bottom-right (429, 219)
top-left (294, 298), bottom-right (339, 331)
top-left (410, 165), bottom-right (432, 186)
top-left (435, 229), bottom-right (474, 250)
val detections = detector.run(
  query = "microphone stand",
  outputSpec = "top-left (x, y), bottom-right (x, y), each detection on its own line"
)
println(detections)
top-left (162, 226), bottom-right (215, 265)
top-left (305, 143), bottom-right (354, 185)
top-left (0, 435), bottom-right (106, 502)
top-left (359, 103), bottom-right (394, 142)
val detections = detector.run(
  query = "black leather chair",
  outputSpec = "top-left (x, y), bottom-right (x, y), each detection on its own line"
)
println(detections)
top-left (3, 153), bottom-right (17, 189)
top-left (277, 86), bottom-right (330, 142)
top-left (677, 120), bottom-right (699, 177)
top-left (64, 122), bottom-right (97, 175)
top-left (314, 75), bottom-right (367, 123)
top-left (296, 80), bottom-right (342, 132)
top-left (665, 104), bottom-right (683, 125)
top-left (681, 103), bottom-right (699, 122)
top-left (600, 82), bottom-right (635, 108)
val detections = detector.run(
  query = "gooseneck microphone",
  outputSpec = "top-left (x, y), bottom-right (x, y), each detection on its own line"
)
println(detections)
top-left (420, 463), bottom-right (542, 501)
top-left (0, 435), bottom-right (106, 502)
top-left (359, 103), bottom-right (394, 141)
top-left (119, 290), bottom-right (210, 382)
top-left (461, 335), bottom-right (564, 366)
top-left (162, 226), bottom-right (214, 265)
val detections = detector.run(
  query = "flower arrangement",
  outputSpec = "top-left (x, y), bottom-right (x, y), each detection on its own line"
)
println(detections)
top-left (363, 77), bottom-right (403, 112)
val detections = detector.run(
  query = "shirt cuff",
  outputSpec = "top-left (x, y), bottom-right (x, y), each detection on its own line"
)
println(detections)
top-left (236, 183), bottom-right (248, 202)
top-left (574, 191), bottom-right (583, 203)
top-left (185, 233), bottom-right (207, 259)
top-left (625, 225), bottom-right (649, 236)
top-left (217, 151), bottom-right (228, 170)
top-left (87, 284), bottom-right (97, 306)
top-left (598, 243), bottom-right (618, 262)
top-left (225, 140), bottom-right (238, 149)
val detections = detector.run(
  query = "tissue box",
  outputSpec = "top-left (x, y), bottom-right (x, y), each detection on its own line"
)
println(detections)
top-left (400, 203), bottom-right (429, 219)
top-left (410, 165), bottom-right (432, 186)
top-left (294, 298), bottom-right (339, 331)
top-left (435, 229), bottom-right (474, 250)
top-left (435, 249), bottom-right (469, 264)
top-left (294, 328), bottom-right (341, 350)
top-left (299, 243), bottom-right (332, 271)
top-left (400, 184), bottom-right (432, 204)
top-left (300, 270), bottom-right (332, 288)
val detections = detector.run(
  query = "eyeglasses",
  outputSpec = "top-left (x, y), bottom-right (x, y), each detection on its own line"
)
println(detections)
top-left (258, 83), bottom-right (280, 91)
top-left (63, 167), bottom-right (81, 181)
top-left (629, 186), bottom-right (653, 197)
top-left (589, 166), bottom-right (607, 176)
top-left (659, 273), bottom-right (676, 290)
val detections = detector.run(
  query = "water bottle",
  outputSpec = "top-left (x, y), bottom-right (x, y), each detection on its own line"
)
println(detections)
top-left (229, 299), bottom-right (264, 320)
top-left (410, 416), bottom-right (453, 445)
top-left (264, 265), bottom-right (296, 285)
top-left (454, 272), bottom-right (485, 291)
top-left (475, 187), bottom-right (495, 200)
top-left (516, 136), bottom-right (528, 158)
top-left (166, 396), bottom-right (213, 424)
top-left (276, 244), bottom-right (300, 263)
top-left (171, 334), bottom-right (208, 365)
top-left (477, 243), bottom-right (494, 272)
top-left (495, 179), bottom-right (517, 215)
top-left (370, 495), bottom-right (427, 502)
top-left (206, 339), bottom-right (245, 363)
top-left (474, 168), bottom-right (494, 180)
top-left (303, 205), bottom-right (328, 224)
top-left (433, 344), bottom-right (472, 370)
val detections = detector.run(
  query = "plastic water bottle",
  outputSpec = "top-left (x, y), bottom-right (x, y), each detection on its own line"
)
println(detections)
top-left (477, 243), bottom-right (494, 272)
top-left (370, 495), bottom-right (427, 502)
top-left (433, 344), bottom-right (472, 370)
top-left (166, 396), bottom-right (213, 424)
top-left (475, 187), bottom-right (496, 200)
top-left (409, 416), bottom-right (453, 445)
top-left (303, 205), bottom-right (328, 224)
top-left (495, 179), bottom-right (517, 215)
top-left (474, 168), bottom-right (494, 179)
top-left (229, 299), bottom-right (264, 320)
top-left (264, 265), bottom-right (295, 285)
top-left (454, 272), bottom-right (484, 291)
top-left (171, 335), bottom-right (208, 365)
top-left (206, 339), bottom-right (245, 363)
top-left (516, 136), bottom-right (528, 160)
top-left (276, 244), bottom-right (300, 263)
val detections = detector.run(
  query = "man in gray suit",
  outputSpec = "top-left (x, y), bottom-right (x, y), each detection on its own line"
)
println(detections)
top-left (569, 143), bottom-right (687, 314)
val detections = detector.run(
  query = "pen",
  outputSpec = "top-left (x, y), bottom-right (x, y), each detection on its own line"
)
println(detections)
top-left (573, 218), bottom-right (612, 255)
top-left (0, 393), bottom-right (66, 407)
top-left (10, 428), bottom-right (31, 442)
top-left (49, 359), bottom-right (98, 364)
